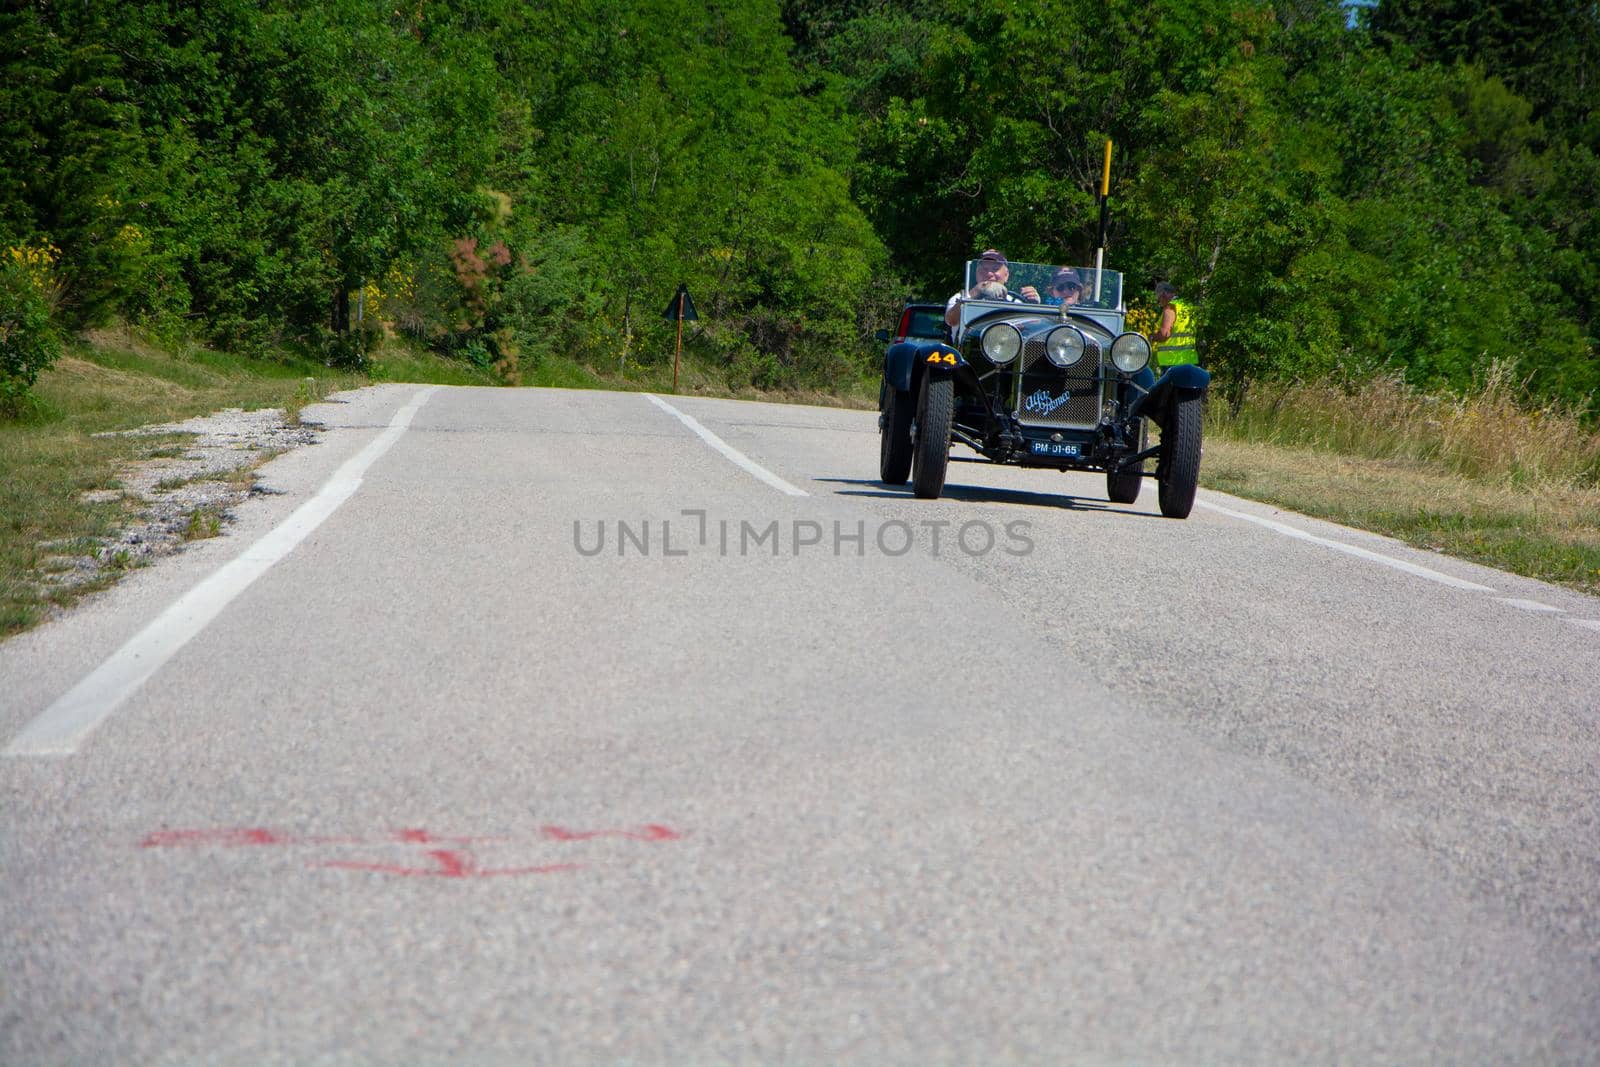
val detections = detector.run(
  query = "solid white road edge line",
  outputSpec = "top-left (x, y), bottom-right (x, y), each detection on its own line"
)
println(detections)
top-left (645, 394), bottom-right (808, 497)
top-left (1195, 499), bottom-right (1497, 593)
top-left (4, 385), bottom-right (440, 758)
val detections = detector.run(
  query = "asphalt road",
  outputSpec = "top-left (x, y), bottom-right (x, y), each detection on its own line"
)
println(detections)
top-left (3, 383), bottom-right (1597, 1065)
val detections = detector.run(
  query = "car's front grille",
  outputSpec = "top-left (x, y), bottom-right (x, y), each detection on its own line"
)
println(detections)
top-left (1015, 337), bottom-right (1106, 430)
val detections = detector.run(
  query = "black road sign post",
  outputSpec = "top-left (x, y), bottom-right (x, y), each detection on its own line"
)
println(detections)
top-left (661, 284), bottom-right (698, 392)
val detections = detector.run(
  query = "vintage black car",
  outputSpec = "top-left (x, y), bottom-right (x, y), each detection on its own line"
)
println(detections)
top-left (877, 259), bottom-right (1209, 518)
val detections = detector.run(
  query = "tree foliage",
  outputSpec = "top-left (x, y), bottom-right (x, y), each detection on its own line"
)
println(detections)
top-left (797, 0), bottom-right (1598, 410)
top-left (1, 0), bottom-right (1595, 411)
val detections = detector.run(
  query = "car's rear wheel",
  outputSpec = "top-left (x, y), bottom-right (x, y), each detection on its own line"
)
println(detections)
top-left (1157, 394), bottom-right (1202, 518)
top-left (879, 384), bottom-right (913, 484)
top-left (911, 374), bottom-right (952, 499)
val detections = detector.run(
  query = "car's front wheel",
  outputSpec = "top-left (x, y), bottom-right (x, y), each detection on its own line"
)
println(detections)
top-left (1157, 394), bottom-right (1202, 518)
top-left (1107, 421), bottom-right (1145, 504)
top-left (879, 384), bottom-right (913, 484)
top-left (1107, 460), bottom-right (1142, 504)
top-left (911, 374), bottom-right (952, 499)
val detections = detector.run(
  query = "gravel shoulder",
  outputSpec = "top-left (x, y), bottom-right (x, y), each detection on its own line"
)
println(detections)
top-left (37, 407), bottom-right (324, 599)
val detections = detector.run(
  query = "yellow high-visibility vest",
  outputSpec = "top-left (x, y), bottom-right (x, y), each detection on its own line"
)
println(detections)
top-left (1155, 300), bottom-right (1197, 367)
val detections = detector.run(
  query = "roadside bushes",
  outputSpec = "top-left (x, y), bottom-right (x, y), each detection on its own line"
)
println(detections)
top-left (0, 245), bottom-right (64, 414)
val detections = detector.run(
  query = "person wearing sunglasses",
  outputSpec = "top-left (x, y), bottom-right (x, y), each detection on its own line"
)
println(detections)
top-left (1043, 267), bottom-right (1083, 308)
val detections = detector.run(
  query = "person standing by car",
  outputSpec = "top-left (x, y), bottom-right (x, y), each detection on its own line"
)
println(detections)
top-left (944, 249), bottom-right (1041, 327)
top-left (1043, 268), bottom-right (1083, 308)
top-left (1151, 281), bottom-right (1197, 369)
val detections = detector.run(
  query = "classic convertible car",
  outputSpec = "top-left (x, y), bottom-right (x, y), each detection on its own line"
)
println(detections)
top-left (877, 259), bottom-right (1209, 518)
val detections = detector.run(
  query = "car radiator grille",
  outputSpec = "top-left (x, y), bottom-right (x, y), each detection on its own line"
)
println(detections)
top-left (1015, 337), bottom-right (1107, 431)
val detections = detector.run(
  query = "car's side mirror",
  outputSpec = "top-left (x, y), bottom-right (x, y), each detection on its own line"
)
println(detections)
top-left (874, 329), bottom-right (889, 343)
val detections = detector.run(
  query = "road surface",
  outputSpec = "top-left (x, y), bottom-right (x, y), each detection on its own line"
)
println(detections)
top-left (4, 384), bottom-right (1597, 1064)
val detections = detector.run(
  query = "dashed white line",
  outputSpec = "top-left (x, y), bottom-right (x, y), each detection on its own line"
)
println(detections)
top-left (645, 394), bottom-right (808, 497)
top-left (1497, 598), bottom-right (1564, 614)
top-left (1565, 619), bottom-right (1600, 632)
top-left (1195, 499), bottom-right (1496, 593)
top-left (5, 386), bottom-right (439, 757)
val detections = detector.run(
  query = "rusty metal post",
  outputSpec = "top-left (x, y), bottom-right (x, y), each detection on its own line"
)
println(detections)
top-left (673, 291), bottom-right (684, 392)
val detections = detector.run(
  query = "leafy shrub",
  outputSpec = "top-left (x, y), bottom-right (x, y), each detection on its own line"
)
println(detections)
top-left (0, 253), bottom-right (64, 413)
top-left (461, 338), bottom-right (493, 369)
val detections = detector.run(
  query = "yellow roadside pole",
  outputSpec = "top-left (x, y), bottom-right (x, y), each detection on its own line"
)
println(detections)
top-left (1093, 139), bottom-right (1113, 303)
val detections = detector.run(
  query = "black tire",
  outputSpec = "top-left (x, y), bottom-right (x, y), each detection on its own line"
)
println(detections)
top-left (1107, 419), bottom-right (1147, 503)
top-left (1157, 394), bottom-right (1203, 519)
top-left (1107, 461), bottom-right (1142, 504)
top-left (911, 373), bottom-right (953, 499)
top-left (879, 384), bottom-right (913, 484)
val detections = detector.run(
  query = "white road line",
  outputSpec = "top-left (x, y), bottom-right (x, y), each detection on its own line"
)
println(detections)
top-left (1564, 619), bottom-right (1600, 632)
top-left (645, 394), bottom-right (808, 497)
top-left (1498, 598), bottom-right (1564, 614)
top-left (5, 386), bottom-right (439, 758)
top-left (1195, 499), bottom-right (1497, 593)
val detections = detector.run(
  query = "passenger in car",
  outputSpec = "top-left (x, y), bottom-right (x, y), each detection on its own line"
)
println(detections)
top-left (1043, 268), bottom-right (1083, 307)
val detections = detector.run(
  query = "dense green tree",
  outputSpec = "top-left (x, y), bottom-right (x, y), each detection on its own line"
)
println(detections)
top-left (0, 3), bottom-right (150, 324)
top-left (802, 0), bottom-right (1596, 409)
top-left (1, 0), bottom-right (1594, 408)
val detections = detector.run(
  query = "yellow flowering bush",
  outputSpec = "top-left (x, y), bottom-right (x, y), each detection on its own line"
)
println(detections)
top-left (6, 241), bottom-right (64, 312)
top-left (1124, 301), bottom-right (1158, 339)
top-left (1, 242), bottom-right (64, 412)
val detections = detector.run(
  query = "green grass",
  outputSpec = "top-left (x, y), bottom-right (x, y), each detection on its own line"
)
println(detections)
top-left (513, 349), bottom-right (877, 409)
top-left (183, 507), bottom-right (223, 540)
top-left (526, 354), bottom-right (610, 391)
top-left (366, 345), bottom-right (499, 387)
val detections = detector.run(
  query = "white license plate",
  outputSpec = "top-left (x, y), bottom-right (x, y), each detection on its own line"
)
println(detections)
top-left (1030, 441), bottom-right (1080, 457)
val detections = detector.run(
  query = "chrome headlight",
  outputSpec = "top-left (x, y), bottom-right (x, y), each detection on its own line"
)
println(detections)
top-left (1110, 332), bottom-right (1151, 373)
top-left (980, 323), bottom-right (1022, 365)
top-left (1044, 326), bottom-right (1086, 368)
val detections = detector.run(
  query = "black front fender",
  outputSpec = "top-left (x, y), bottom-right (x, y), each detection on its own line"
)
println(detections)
top-left (886, 339), bottom-right (962, 394)
top-left (1129, 363), bottom-right (1211, 428)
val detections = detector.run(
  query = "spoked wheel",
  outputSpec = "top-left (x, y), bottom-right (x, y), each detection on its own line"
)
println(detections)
top-left (879, 384), bottom-right (913, 484)
top-left (1157, 394), bottom-right (1202, 518)
top-left (911, 374), bottom-right (953, 499)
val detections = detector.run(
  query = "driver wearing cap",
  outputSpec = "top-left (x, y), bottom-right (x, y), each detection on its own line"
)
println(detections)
top-left (944, 250), bottom-right (1041, 327)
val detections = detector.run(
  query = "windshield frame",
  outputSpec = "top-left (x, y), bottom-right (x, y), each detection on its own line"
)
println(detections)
top-left (962, 259), bottom-right (1124, 313)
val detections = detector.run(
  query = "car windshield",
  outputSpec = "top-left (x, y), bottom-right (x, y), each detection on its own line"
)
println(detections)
top-left (963, 259), bottom-right (1123, 311)
top-left (900, 307), bottom-right (946, 340)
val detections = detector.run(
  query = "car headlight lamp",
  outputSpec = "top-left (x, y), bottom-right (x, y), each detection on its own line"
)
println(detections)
top-left (1044, 326), bottom-right (1086, 368)
top-left (1110, 333), bottom-right (1151, 373)
top-left (980, 323), bottom-right (1022, 365)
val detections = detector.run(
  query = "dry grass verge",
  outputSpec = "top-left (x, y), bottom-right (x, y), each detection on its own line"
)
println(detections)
top-left (1208, 370), bottom-right (1600, 597)
top-left (1222, 364), bottom-right (1600, 489)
